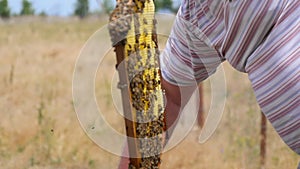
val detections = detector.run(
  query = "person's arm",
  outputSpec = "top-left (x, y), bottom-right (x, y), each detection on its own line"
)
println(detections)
top-left (161, 77), bottom-right (198, 139)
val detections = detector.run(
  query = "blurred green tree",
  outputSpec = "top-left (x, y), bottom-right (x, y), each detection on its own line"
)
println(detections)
top-left (155, 0), bottom-right (179, 13)
top-left (74, 0), bottom-right (89, 19)
top-left (102, 0), bottom-right (114, 15)
top-left (39, 11), bottom-right (47, 17)
top-left (20, 0), bottom-right (34, 15)
top-left (0, 0), bottom-right (10, 18)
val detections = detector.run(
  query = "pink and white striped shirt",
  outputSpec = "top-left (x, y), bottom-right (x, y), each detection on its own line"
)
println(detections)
top-left (160, 0), bottom-right (300, 160)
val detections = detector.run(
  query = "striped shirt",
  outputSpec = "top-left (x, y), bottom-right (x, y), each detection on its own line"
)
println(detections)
top-left (160, 0), bottom-right (300, 158)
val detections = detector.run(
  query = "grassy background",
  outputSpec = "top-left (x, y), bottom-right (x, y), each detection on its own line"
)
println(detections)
top-left (0, 16), bottom-right (298, 169)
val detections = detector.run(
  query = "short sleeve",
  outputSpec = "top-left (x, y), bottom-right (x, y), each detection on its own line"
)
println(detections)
top-left (160, 0), bottom-right (225, 86)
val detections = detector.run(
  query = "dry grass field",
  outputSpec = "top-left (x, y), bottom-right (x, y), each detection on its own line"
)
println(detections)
top-left (0, 16), bottom-right (298, 169)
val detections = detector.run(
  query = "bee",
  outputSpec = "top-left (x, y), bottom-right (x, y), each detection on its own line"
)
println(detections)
top-left (139, 0), bottom-right (146, 3)
top-left (143, 18), bottom-right (148, 24)
top-left (153, 18), bottom-right (157, 25)
top-left (128, 164), bottom-right (137, 169)
top-left (143, 28), bottom-right (149, 37)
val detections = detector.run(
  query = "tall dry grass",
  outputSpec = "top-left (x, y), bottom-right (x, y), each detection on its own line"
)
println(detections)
top-left (0, 16), bottom-right (298, 169)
